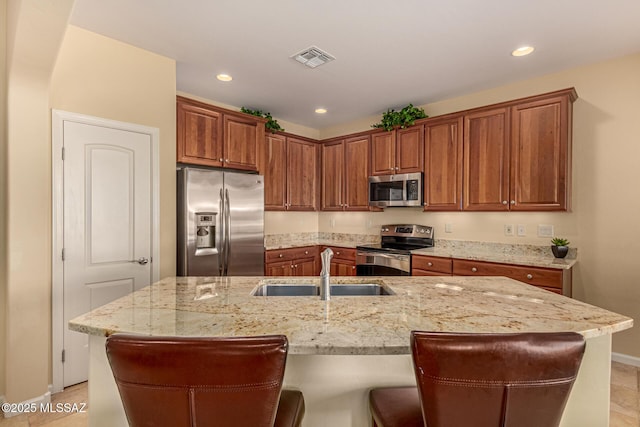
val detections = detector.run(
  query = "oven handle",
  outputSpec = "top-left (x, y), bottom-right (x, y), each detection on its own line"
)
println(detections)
top-left (356, 251), bottom-right (411, 273)
top-left (356, 251), bottom-right (410, 261)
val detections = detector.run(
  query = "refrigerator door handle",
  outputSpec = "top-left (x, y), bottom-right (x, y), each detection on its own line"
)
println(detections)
top-left (224, 188), bottom-right (231, 275)
top-left (219, 188), bottom-right (225, 276)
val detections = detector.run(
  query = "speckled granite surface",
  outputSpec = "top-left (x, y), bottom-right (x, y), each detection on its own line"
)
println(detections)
top-left (265, 233), bottom-right (577, 269)
top-left (69, 276), bottom-right (631, 355)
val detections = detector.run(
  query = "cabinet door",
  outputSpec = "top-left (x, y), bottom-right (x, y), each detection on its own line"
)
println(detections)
top-left (424, 117), bottom-right (463, 211)
top-left (321, 140), bottom-right (345, 211)
top-left (287, 138), bottom-right (319, 211)
top-left (463, 108), bottom-right (510, 211)
top-left (264, 133), bottom-right (287, 211)
top-left (177, 101), bottom-right (223, 167)
top-left (370, 131), bottom-right (396, 175)
top-left (510, 95), bottom-right (571, 211)
top-left (223, 114), bottom-right (261, 171)
top-left (331, 260), bottom-right (356, 276)
top-left (344, 136), bottom-right (371, 211)
top-left (265, 260), bottom-right (294, 276)
top-left (295, 257), bottom-right (318, 276)
top-left (396, 125), bottom-right (424, 173)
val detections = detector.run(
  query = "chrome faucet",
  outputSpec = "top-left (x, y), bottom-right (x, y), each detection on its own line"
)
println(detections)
top-left (320, 248), bottom-right (334, 301)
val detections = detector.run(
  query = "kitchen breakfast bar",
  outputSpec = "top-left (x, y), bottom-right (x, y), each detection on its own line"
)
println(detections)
top-left (70, 276), bottom-right (632, 427)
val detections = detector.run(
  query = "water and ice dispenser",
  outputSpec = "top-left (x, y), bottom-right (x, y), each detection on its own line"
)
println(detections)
top-left (195, 212), bottom-right (216, 250)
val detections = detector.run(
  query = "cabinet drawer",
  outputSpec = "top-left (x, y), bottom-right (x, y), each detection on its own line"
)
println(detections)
top-left (452, 259), bottom-right (563, 289)
top-left (412, 255), bottom-right (453, 274)
top-left (325, 246), bottom-right (356, 261)
top-left (265, 246), bottom-right (317, 262)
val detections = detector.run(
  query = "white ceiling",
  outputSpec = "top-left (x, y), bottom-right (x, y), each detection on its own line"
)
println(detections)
top-left (70, 0), bottom-right (640, 129)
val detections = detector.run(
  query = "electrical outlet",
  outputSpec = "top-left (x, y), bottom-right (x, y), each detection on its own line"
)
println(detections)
top-left (517, 224), bottom-right (526, 236)
top-left (504, 224), bottom-right (514, 236)
top-left (538, 224), bottom-right (554, 237)
top-left (445, 223), bottom-right (453, 233)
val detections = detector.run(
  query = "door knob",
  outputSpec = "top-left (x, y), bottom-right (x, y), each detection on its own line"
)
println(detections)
top-left (130, 257), bottom-right (149, 265)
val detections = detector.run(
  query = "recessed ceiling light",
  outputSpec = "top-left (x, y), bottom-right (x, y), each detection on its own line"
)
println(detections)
top-left (315, 108), bottom-right (327, 114)
top-left (216, 74), bottom-right (233, 82)
top-left (511, 46), bottom-right (535, 57)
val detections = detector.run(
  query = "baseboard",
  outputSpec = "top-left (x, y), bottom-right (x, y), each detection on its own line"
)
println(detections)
top-left (1, 389), bottom-right (51, 418)
top-left (612, 352), bottom-right (640, 367)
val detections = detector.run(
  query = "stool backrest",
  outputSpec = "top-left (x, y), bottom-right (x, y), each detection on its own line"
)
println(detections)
top-left (106, 334), bottom-right (288, 427)
top-left (411, 331), bottom-right (585, 427)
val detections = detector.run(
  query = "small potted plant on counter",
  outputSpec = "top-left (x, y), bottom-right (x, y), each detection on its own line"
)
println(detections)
top-left (550, 237), bottom-right (570, 258)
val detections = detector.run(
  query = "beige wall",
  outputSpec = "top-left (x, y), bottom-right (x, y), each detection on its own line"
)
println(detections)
top-left (4, 17), bottom-right (175, 402)
top-left (318, 53), bottom-right (640, 358)
top-left (0, 0), bottom-right (8, 399)
top-left (50, 26), bottom-right (177, 280)
top-left (4, 0), bottom-right (74, 403)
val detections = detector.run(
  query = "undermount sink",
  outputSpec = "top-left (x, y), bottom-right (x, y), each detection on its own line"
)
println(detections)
top-left (252, 283), bottom-right (394, 297)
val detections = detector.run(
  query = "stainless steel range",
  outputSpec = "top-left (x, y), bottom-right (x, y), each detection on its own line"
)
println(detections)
top-left (356, 224), bottom-right (434, 276)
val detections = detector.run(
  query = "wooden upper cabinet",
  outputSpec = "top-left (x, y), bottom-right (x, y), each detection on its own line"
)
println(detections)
top-left (263, 133), bottom-right (287, 210)
top-left (396, 125), bottom-right (424, 173)
top-left (321, 136), bottom-right (371, 211)
top-left (463, 107), bottom-right (511, 211)
top-left (370, 131), bottom-right (396, 175)
top-left (344, 136), bottom-right (371, 211)
top-left (510, 94), bottom-right (572, 211)
top-left (370, 127), bottom-right (424, 175)
top-left (321, 140), bottom-right (345, 211)
top-left (287, 137), bottom-right (319, 211)
top-left (424, 116), bottom-right (463, 211)
top-left (223, 114), bottom-right (262, 171)
top-left (177, 101), bottom-right (223, 167)
top-left (177, 96), bottom-right (265, 171)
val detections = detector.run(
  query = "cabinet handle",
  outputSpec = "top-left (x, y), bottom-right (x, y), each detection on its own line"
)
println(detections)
top-left (423, 203), bottom-right (428, 206)
top-left (279, 253), bottom-right (284, 258)
top-left (294, 264), bottom-right (298, 268)
top-left (510, 200), bottom-right (516, 205)
top-left (219, 158), bottom-right (224, 162)
top-left (395, 167), bottom-right (399, 171)
top-left (352, 266), bottom-right (356, 269)
top-left (526, 274), bottom-right (533, 280)
top-left (427, 262), bottom-right (433, 267)
top-left (471, 267), bottom-right (478, 272)
top-left (305, 251), bottom-right (309, 255)
top-left (502, 201), bottom-right (508, 205)
top-left (225, 158), bottom-right (229, 163)
top-left (336, 251), bottom-right (341, 255)
top-left (290, 264), bottom-right (294, 268)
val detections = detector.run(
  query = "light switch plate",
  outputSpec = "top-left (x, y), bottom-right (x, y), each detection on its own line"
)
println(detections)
top-left (517, 224), bottom-right (526, 236)
top-left (538, 224), bottom-right (554, 237)
top-left (445, 223), bottom-right (453, 233)
top-left (504, 224), bottom-right (514, 236)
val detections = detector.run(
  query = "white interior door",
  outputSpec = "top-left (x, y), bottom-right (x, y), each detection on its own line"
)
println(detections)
top-left (60, 120), bottom-right (154, 387)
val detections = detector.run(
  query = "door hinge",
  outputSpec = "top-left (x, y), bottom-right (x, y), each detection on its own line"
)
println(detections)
top-left (62, 147), bottom-right (65, 160)
top-left (61, 248), bottom-right (65, 261)
top-left (62, 349), bottom-right (65, 363)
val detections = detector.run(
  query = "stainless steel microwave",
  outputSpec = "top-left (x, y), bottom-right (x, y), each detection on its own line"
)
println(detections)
top-left (368, 172), bottom-right (423, 207)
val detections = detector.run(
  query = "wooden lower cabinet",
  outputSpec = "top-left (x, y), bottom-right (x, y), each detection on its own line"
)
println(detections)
top-left (324, 246), bottom-right (357, 276)
top-left (452, 259), bottom-right (569, 296)
top-left (412, 254), bottom-right (571, 296)
top-left (265, 246), bottom-right (319, 276)
top-left (411, 255), bottom-right (453, 276)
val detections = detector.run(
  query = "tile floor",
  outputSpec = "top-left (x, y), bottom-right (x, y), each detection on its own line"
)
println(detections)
top-left (1, 362), bottom-right (638, 426)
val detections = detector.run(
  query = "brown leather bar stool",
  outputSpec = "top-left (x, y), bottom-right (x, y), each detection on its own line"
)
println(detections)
top-left (370, 331), bottom-right (585, 427)
top-left (106, 334), bottom-right (304, 427)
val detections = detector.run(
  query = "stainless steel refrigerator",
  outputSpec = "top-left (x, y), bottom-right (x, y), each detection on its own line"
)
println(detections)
top-left (177, 167), bottom-right (264, 276)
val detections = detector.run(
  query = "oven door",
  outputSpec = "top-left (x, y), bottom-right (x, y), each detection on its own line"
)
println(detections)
top-left (356, 251), bottom-right (411, 276)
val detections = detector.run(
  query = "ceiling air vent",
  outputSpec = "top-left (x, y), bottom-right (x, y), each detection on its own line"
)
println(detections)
top-left (291, 46), bottom-right (335, 68)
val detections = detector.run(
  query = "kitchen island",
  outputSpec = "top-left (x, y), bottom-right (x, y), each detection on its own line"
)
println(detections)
top-left (70, 276), bottom-right (632, 427)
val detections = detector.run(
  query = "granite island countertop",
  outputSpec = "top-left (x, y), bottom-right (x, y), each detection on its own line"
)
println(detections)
top-left (69, 276), bottom-right (631, 355)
